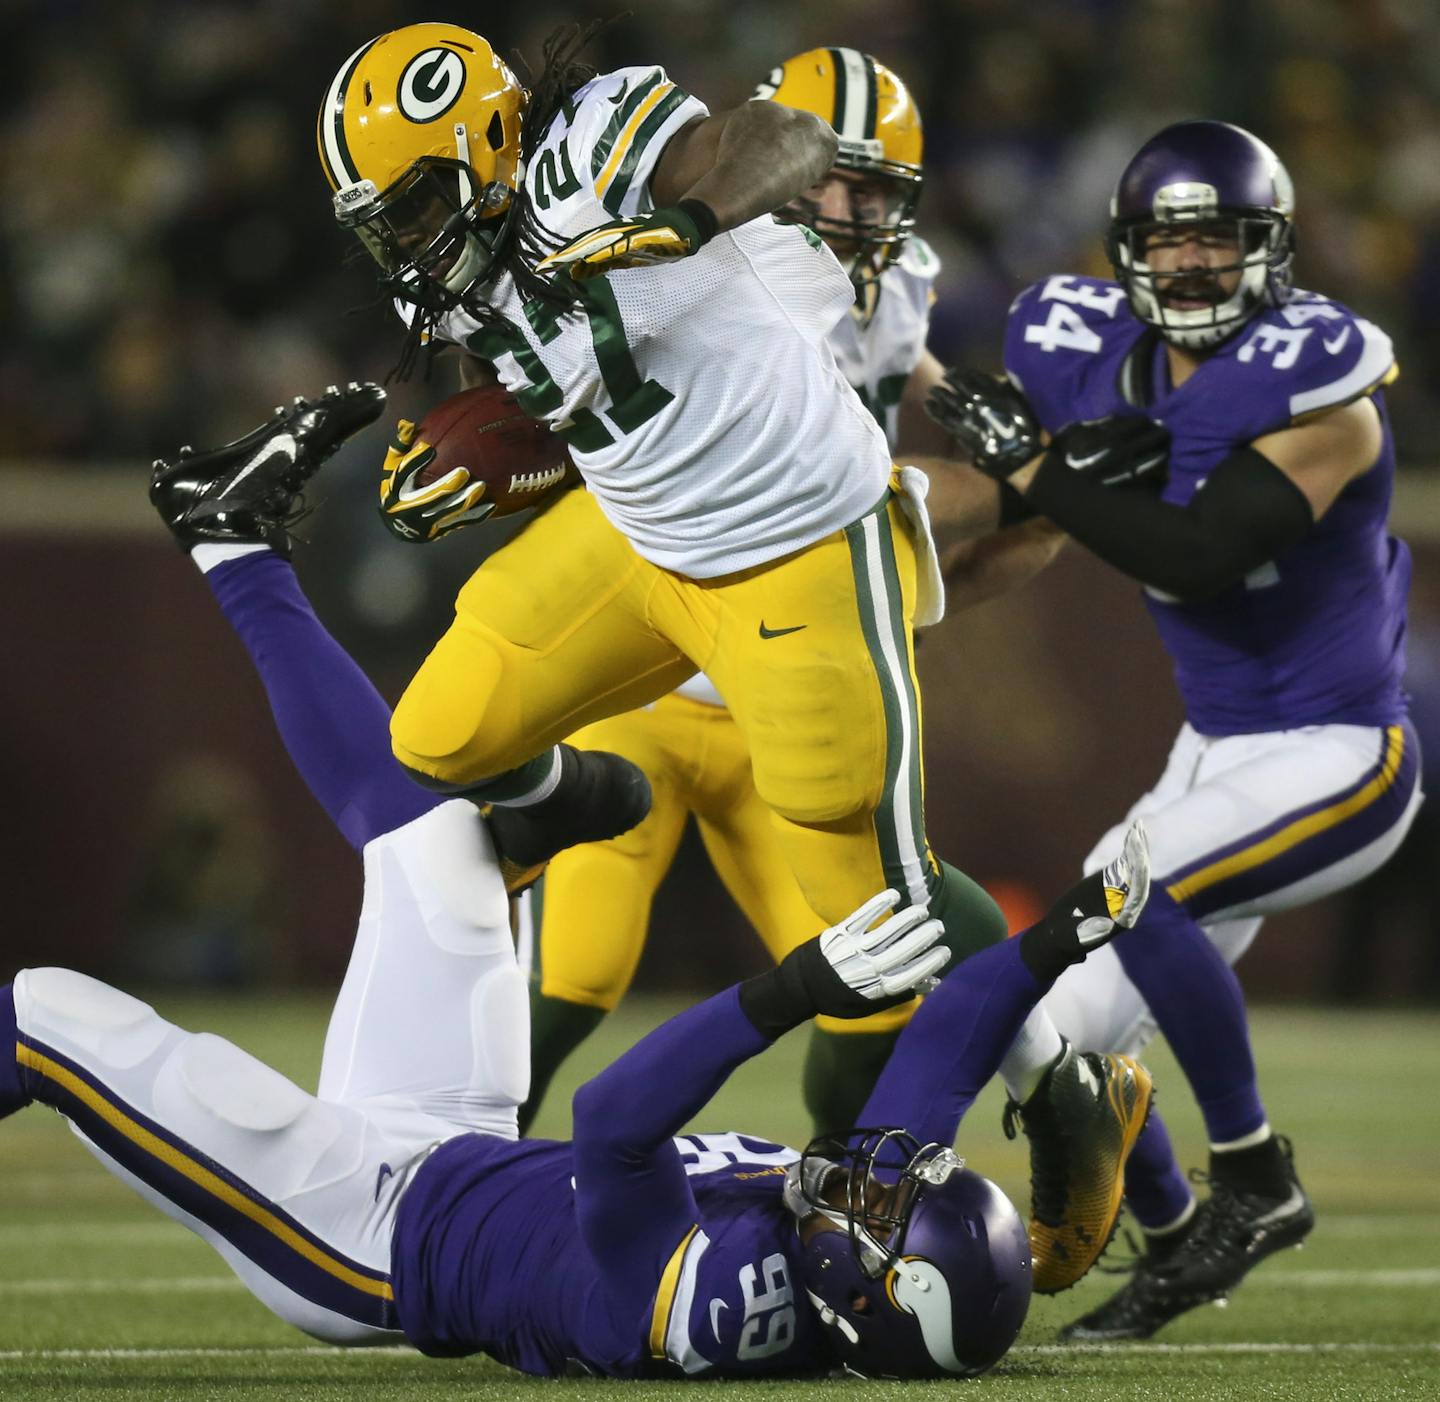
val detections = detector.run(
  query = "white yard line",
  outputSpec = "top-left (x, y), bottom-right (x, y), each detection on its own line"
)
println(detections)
top-left (0, 1277), bottom-right (243, 1295)
top-left (0, 1343), bottom-right (1436, 1362)
top-left (1245, 1268), bottom-right (1440, 1287)
top-left (0, 1346), bottom-right (419, 1361)
top-left (0, 1222), bottom-right (187, 1245)
top-left (1020, 1342), bottom-right (1440, 1356)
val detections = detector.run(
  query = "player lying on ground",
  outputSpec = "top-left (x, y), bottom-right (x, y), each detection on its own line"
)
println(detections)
top-left (925, 119), bottom-right (1420, 1339)
top-left (0, 392), bottom-right (1152, 1379)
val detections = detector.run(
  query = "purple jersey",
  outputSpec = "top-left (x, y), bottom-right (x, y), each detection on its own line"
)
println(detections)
top-left (388, 991), bottom-right (831, 1378)
top-left (1005, 276), bottom-right (1410, 735)
top-left (387, 936), bottom-right (1048, 1379)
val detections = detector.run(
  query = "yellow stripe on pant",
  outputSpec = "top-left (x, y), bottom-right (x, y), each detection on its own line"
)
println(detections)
top-left (16, 1043), bottom-right (394, 1302)
top-left (1166, 724), bottom-right (1407, 906)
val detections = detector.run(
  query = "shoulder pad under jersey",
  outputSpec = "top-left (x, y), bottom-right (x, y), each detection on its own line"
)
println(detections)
top-left (527, 67), bottom-right (709, 230)
top-left (1223, 291), bottom-right (1396, 433)
top-left (1003, 275), bottom-right (1132, 431)
top-left (896, 234), bottom-right (941, 286)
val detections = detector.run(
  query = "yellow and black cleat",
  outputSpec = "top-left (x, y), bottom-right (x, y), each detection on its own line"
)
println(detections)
top-left (1004, 1045), bottom-right (1154, 1294)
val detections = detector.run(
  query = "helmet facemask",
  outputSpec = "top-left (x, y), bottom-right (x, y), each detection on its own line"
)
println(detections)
top-left (785, 1130), bottom-right (963, 1278)
top-left (780, 147), bottom-right (922, 301)
top-left (1108, 198), bottom-right (1294, 352)
top-left (335, 152), bottom-right (516, 314)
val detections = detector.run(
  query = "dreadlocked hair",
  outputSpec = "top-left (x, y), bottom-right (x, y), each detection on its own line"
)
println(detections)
top-left (385, 17), bottom-right (623, 381)
top-left (491, 17), bottom-right (621, 311)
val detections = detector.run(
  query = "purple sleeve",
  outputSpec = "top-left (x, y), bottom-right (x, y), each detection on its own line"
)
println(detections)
top-left (1002, 275), bottom-right (1132, 433)
top-left (856, 938), bottom-right (1045, 1147)
top-left (571, 986), bottom-right (771, 1315)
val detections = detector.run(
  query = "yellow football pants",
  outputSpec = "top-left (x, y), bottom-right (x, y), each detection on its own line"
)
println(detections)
top-left (536, 692), bottom-right (916, 1034)
top-left (391, 484), bottom-right (935, 923)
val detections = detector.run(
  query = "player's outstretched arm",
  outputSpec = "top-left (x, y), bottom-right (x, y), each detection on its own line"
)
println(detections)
top-left (569, 894), bottom-right (945, 1314)
top-left (928, 368), bottom-right (1381, 602)
top-left (649, 100), bottom-right (837, 232)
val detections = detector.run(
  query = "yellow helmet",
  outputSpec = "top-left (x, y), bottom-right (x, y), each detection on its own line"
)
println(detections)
top-left (317, 23), bottom-right (526, 310)
top-left (755, 48), bottom-right (923, 286)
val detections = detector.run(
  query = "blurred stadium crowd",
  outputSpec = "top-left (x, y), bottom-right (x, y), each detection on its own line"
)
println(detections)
top-left (6, 0), bottom-right (1440, 463)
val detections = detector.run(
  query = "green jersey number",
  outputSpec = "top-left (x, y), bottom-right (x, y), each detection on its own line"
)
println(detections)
top-left (465, 281), bottom-right (673, 453)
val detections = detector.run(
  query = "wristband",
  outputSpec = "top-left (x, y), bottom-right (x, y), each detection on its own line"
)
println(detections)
top-left (997, 480), bottom-right (1035, 528)
top-left (676, 198), bottom-right (719, 247)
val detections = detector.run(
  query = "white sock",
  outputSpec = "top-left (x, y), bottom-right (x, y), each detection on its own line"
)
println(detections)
top-left (1144, 1198), bottom-right (1197, 1237)
top-left (1000, 1008), bottom-right (1067, 1103)
top-left (191, 542), bottom-right (272, 574)
top-left (1210, 1122), bottom-right (1272, 1153)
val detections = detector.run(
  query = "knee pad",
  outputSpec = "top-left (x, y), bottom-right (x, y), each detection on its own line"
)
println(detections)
top-left (390, 625), bottom-right (515, 779)
top-left (746, 662), bottom-right (884, 825)
top-left (15, 968), bottom-right (169, 1071)
top-left (173, 1033), bottom-right (311, 1133)
top-left (469, 962), bottom-right (530, 1112)
top-left (371, 801), bottom-right (512, 949)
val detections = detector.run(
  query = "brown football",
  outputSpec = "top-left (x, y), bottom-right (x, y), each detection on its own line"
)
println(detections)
top-left (413, 385), bottom-right (576, 517)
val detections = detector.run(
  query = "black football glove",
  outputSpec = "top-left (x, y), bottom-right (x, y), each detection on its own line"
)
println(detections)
top-left (925, 367), bottom-right (1042, 481)
top-left (1048, 415), bottom-right (1170, 490)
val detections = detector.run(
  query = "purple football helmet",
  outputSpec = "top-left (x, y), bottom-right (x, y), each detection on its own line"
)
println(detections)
top-left (784, 1130), bottom-right (1032, 1378)
top-left (1106, 120), bottom-right (1295, 350)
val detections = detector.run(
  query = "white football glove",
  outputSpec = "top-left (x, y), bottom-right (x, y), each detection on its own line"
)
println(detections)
top-left (817, 890), bottom-right (951, 1003)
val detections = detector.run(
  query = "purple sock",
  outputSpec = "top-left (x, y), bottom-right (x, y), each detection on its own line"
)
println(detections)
top-left (1122, 1107), bottom-right (1193, 1230)
top-left (859, 936), bottom-right (1046, 1147)
top-left (1112, 889), bottom-right (1266, 1144)
top-left (206, 554), bottom-right (441, 851)
top-left (0, 985), bottom-right (29, 1119)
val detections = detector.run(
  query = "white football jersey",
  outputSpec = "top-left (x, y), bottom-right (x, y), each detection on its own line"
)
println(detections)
top-left (826, 237), bottom-right (940, 451)
top-left (431, 66), bottom-right (891, 579)
top-left (674, 233), bottom-right (939, 707)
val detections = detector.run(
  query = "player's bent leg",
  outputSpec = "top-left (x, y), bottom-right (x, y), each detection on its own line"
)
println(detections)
top-left (8, 970), bottom-right (426, 1344)
top-left (520, 706), bottom-right (692, 1131)
top-left (389, 489), bottom-right (693, 792)
top-left (318, 800), bottom-right (528, 1140)
top-left (690, 706), bottom-right (958, 1132)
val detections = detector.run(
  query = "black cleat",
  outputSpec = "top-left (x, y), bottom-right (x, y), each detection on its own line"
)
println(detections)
top-left (486, 746), bottom-right (652, 894)
top-left (1060, 1136), bottom-right (1314, 1340)
top-left (150, 382), bottom-right (387, 555)
top-left (1057, 1229), bottom-right (1189, 1341)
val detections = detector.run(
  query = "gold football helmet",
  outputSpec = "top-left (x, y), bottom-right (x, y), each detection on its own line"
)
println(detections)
top-left (755, 48), bottom-right (923, 289)
top-left (317, 23), bottom-right (526, 309)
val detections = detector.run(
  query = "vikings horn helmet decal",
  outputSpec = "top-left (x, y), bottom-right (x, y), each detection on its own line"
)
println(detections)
top-left (784, 1130), bottom-right (1031, 1378)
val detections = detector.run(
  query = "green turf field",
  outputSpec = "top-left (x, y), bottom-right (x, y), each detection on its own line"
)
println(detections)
top-left (1, 993), bottom-right (1436, 1400)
